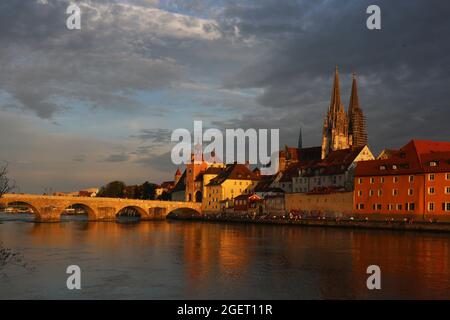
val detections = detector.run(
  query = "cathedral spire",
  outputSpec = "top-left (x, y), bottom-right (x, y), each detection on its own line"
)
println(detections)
top-left (322, 67), bottom-right (350, 159)
top-left (348, 73), bottom-right (368, 147)
top-left (298, 127), bottom-right (303, 149)
top-left (330, 66), bottom-right (343, 115)
top-left (348, 72), bottom-right (360, 119)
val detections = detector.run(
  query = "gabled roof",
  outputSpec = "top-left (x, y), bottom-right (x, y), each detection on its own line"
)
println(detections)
top-left (355, 139), bottom-right (450, 176)
top-left (207, 163), bottom-right (259, 186)
top-left (234, 194), bottom-right (261, 201)
top-left (303, 146), bottom-right (365, 176)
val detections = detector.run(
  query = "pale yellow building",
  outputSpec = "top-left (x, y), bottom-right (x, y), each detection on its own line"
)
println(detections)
top-left (203, 164), bottom-right (260, 213)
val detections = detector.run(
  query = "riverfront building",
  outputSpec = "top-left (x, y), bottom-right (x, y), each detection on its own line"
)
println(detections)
top-left (203, 163), bottom-right (260, 212)
top-left (354, 139), bottom-right (450, 217)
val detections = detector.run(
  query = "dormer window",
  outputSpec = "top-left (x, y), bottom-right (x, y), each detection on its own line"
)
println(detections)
top-left (429, 161), bottom-right (437, 167)
top-left (392, 165), bottom-right (398, 170)
top-left (379, 165), bottom-right (386, 170)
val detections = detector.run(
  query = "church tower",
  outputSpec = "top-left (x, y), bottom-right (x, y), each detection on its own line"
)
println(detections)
top-left (298, 127), bottom-right (303, 150)
top-left (321, 67), bottom-right (350, 159)
top-left (348, 73), bottom-right (368, 148)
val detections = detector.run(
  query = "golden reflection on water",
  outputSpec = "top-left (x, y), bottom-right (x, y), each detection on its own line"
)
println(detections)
top-left (1, 218), bottom-right (450, 299)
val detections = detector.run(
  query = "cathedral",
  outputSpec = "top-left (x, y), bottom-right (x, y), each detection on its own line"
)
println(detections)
top-left (321, 67), bottom-right (368, 159)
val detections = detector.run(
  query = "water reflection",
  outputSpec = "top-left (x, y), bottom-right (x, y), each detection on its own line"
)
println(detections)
top-left (0, 213), bottom-right (449, 299)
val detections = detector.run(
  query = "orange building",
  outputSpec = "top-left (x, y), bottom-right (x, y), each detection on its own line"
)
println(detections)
top-left (354, 140), bottom-right (450, 220)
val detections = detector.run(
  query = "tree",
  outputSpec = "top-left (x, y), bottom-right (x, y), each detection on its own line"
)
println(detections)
top-left (158, 191), bottom-right (171, 201)
top-left (97, 181), bottom-right (126, 198)
top-left (0, 162), bottom-right (15, 198)
top-left (142, 181), bottom-right (157, 200)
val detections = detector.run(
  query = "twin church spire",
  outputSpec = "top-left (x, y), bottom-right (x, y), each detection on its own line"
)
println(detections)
top-left (321, 67), bottom-right (368, 159)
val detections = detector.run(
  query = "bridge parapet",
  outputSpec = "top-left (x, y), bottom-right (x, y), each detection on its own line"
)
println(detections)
top-left (0, 194), bottom-right (202, 222)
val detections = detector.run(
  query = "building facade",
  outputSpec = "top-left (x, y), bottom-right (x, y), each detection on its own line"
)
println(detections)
top-left (294, 145), bottom-right (374, 193)
top-left (354, 140), bottom-right (450, 219)
top-left (203, 163), bottom-right (260, 212)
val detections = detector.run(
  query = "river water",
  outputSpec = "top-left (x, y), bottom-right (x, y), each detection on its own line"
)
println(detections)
top-left (0, 213), bottom-right (449, 299)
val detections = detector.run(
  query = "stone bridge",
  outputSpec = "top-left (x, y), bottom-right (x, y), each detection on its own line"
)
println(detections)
top-left (0, 194), bottom-right (202, 222)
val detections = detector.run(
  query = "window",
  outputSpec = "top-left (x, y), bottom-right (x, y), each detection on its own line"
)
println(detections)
top-left (393, 176), bottom-right (399, 183)
top-left (396, 204), bottom-right (402, 211)
top-left (369, 190), bottom-right (374, 197)
top-left (370, 177), bottom-right (375, 184)
top-left (378, 189), bottom-right (383, 196)
top-left (392, 189), bottom-right (398, 196)
top-left (444, 203), bottom-right (450, 212)
top-left (429, 161), bottom-right (437, 167)
top-left (406, 203), bottom-right (415, 211)
top-left (380, 165), bottom-right (386, 170)
top-left (408, 188), bottom-right (414, 196)
top-left (409, 175), bottom-right (414, 182)
top-left (358, 178), bottom-right (363, 184)
top-left (392, 165), bottom-right (398, 170)
top-left (428, 187), bottom-right (435, 195)
top-left (429, 174), bottom-right (435, 181)
top-left (388, 204), bottom-right (394, 211)
top-left (358, 190), bottom-right (363, 197)
top-left (380, 177), bottom-right (385, 183)
top-left (446, 173), bottom-right (450, 180)
top-left (428, 202), bottom-right (435, 211)
top-left (357, 203), bottom-right (364, 210)
top-left (446, 187), bottom-right (450, 195)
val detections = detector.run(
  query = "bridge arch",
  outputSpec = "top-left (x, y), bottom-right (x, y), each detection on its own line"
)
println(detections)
top-left (116, 205), bottom-right (148, 219)
top-left (3, 201), bottom-right (41, 220)
top-left (60, 203), bottom-right (97, 220)
top-left (167, 207), bottom-right (202, 219)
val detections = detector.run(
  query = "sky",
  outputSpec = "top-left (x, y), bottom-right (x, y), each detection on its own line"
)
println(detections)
top-left (0, 0), bottom-right (449, 193)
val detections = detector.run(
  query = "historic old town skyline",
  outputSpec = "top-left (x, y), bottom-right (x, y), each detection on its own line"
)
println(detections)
top-left (1, 0), bottom-right (450, 303)
top-left (0, 0), bottom-right (449, 194)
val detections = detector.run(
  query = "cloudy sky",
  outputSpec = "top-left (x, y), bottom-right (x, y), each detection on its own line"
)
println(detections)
top-left (1, 0), bottom-right (449, 193)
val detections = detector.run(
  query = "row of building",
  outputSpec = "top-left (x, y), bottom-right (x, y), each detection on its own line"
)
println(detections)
top-left (164, 68), bottom-right (450, 220)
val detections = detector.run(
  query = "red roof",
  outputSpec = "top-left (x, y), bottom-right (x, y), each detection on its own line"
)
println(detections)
top-left (234, 194), bottom-right (261, 201)
top-left (303, 146), bottom-right (364, 177)
top-left (355, 139), bottom-right (450, 176)
top-left (207, 163), bottom-right (260, 186)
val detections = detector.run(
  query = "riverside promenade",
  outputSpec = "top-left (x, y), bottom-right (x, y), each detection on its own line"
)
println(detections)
top-left (169, 214), bottom-right (450, 233)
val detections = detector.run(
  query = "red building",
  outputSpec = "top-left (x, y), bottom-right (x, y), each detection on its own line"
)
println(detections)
top-left (233, 194), bottom-right (262, 214)
top-left (354, 140), bottom-right (450, 220)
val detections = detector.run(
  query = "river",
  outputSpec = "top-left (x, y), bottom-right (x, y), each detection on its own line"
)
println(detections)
top-left (0, 212), bottom-right (449, 299)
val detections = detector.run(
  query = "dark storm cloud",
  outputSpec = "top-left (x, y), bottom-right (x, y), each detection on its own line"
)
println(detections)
top-left (0, 0), bottom-right (223, 118)
top-left (216, 0), bottom-right (450, 152)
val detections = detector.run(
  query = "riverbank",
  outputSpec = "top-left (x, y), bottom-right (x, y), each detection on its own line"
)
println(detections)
top-left (169, 215), bottom-right (450, 233)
